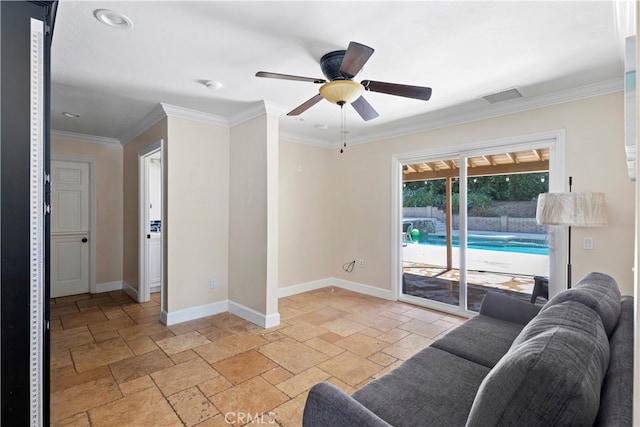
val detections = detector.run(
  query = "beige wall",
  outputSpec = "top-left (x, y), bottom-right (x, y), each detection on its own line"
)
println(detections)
top-left (328, 92), bottom-right (635, 296)
top-left (165, 117), bottom-right (230, 313)
top-left (278, 140), bottom-right (333, 288)
top-left (122, 118), bottom-right (168, 291)
top-left (51, 137), bottom-right (123, 285)
top-left (52, 91), bottom-right (633, 315)
top-left (229, 113), bottom-right (279, 316)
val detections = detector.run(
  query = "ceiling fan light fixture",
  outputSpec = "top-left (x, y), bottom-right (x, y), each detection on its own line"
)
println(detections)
top-left (319, 80), bottom-right (364, 105)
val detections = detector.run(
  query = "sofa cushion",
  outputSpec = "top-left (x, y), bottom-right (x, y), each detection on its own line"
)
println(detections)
top-left (511, 297), bottom-right (609, 349)
top-left (466, 301), bottom-right (610, 427)
top-left (353, 346), bottom-right (490, 427)
top-left (479, 291), bottom-right (542, 325)
top-left (594, 296), bottom-right (634, 427)
top-left (432, 315), bottom-right (525, 368)
top-left (543, 272), bottom-right (621, 336)
top-left (303, 382), bottom-right (392, 427)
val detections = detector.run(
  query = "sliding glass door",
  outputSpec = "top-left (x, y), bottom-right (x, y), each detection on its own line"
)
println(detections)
top-left (401, 159), bottom-right (460, 310)
top-left (398, 142), bottom-right (555, 316)
top-left (462, 170), bottom-right (550, 311)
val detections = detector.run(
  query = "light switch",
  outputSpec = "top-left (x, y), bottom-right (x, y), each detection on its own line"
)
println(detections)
top-left (583, 236), bottom-right (593, 250)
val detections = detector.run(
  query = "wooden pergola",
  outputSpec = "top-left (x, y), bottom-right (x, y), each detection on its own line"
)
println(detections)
top-left (402, 148), bottom-right (549, 270)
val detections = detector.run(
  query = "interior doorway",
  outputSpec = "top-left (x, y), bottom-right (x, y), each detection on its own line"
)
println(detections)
top-left (50, 158), bottom-right (94, 298)
top-left (138, 141), bottom-right (163, 308)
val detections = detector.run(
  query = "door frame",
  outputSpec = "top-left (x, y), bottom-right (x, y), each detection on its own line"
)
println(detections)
top-left (50, 155), bottom-right (97, 294)
top-left (391, 129), bottom-right (566, 316)
top-left (138, 140), bottom-right (164, 307)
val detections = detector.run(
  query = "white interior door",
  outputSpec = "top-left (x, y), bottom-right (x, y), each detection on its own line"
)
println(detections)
top-left (51, 234), bottom-right (89, 297)
top-left (140, 145), bottom-right (163, 303)
top-left (148, 232), bottom-right (162, 291)
top-left (147, 156), bottom-right (162, 292)
top-left (51, 160), bottom-right (90, 297)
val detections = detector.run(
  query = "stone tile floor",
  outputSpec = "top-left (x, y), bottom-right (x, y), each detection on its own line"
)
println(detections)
top-left (50, 287), bottom-right (464, 426)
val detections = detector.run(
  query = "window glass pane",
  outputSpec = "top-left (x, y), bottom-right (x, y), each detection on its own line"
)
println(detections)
top-left (402, 161), bottom-right (460, 309)
top-left (464, 172), bottom-right (550, 311)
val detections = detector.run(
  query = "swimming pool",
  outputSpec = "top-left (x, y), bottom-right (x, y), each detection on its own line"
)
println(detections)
top-left (417, 234), bottom-right (549, 255)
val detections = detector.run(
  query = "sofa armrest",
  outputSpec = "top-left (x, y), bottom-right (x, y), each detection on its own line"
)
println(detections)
top-left (479, 291), bottom-right (541, 325)
top-left (302, 382), bottom-right (392, 427)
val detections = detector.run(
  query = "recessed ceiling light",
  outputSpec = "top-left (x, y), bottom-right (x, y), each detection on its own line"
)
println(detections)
top-left (94, 9), bottom-right (133, 30)
top-left (204, 80), bottom-right (222, 91)
top-left (61, 112), bottom-right (81, 118)
top-left (315, 124), bottom-right (329, 131)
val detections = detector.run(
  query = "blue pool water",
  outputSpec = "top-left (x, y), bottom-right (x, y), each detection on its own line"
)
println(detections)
top-left (417, 234), bottom-right (549, 255)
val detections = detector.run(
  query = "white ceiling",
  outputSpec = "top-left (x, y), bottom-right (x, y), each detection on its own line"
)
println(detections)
top-left (50, 1), bottom-right (634, 147)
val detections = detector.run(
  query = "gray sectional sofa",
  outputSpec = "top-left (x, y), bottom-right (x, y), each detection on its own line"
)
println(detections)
top-left (303, 272), bottom-right (633, 426)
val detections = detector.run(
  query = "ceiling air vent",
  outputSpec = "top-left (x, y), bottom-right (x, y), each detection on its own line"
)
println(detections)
top-left (482, 88), bottom-right (523, 104)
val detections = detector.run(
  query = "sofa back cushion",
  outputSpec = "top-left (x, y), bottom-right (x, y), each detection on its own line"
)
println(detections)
top-left (466, 301), bottom-right (610, 427)
top-left (594, 296), bottom-right (634, 426)
top-left (543, 272), bottom-right (620, 336)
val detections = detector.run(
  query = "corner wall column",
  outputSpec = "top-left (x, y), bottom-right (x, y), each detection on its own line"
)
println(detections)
top-left (228, 103), bottom-right (280, 328)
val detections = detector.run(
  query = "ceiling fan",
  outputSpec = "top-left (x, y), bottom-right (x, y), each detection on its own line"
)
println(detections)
top-left (256, 41), bottom-right (432, 121)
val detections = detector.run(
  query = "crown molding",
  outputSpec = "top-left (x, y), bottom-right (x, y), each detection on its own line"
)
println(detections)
top-left (68, 77), bottom-right (623, 149)
top-left (51, 130), bottom-right (121, 146)
top-left (227, 100), bottom-right (288, 127)
top-left (120, 103), bottom-right (229, 145)
top-left (161, 103), bottom-right (228, 127)
top-left (264, 100), bottom-right (288, 117)
top-left (227, 102), bottom-right (268, 127)
top-left (120, 104), bottom-right (167, 146)
top-left (344, 78), bottom-right (623, 147)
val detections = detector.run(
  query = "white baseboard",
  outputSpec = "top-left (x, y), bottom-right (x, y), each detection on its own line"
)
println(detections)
top-left (115, 278), bottom-right (391, 328)
top-left (228, 301), bottom-right (280, 329)
top-left (277, 277), bottom-right (396, 301)
top-left (162, 298), bottom-right (281, 329)
top-left (277, 278), bottom-right (333, 298)
top-left (163, 300), bottom-right (228, 326)
top-left (122, 281), bottom-right (138, 302)
top-left (95, 280), bottom-right (123, 293)
top-left (331, 278), bottom-right (396, 301)
top-left (160, 310), bottom-right (168, 325)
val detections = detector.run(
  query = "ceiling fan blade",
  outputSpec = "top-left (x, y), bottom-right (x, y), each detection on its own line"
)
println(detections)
top-left (362, 80), bottom-right (432, 101)
top-left (256, 71), bottom-right (326, 84)
top-left (351, 96), bottom-right (379, 121)
top-left (339, 41), bottom-right (375, 79)
top-left (287, 93), bottom-right (324, 116)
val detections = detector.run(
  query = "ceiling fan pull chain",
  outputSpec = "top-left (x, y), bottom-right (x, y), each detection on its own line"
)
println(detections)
top-left (340, 101), bottom-right (347, 153)
top-left (343, 103), bottom-right (347, 149)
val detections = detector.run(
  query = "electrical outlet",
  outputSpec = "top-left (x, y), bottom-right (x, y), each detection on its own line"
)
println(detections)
top-left (210, 278), bottom-right (217, 289)
top-left (358, 259), bottom-right (364, 268)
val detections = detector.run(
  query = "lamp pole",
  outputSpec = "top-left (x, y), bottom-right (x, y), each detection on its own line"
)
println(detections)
top-left (567, 176), bottom-right (572, 288)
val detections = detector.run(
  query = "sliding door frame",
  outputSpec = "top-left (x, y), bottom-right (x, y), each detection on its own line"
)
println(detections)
top-left (391, 129), bottom-right (565, 316)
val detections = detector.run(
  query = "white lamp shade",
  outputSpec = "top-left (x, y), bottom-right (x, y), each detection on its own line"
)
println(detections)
top-left (536, 192), bottom-right (607, 227)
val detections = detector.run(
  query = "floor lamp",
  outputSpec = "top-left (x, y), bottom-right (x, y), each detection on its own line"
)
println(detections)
top-left (536, 178), bottom-right (607, 288)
